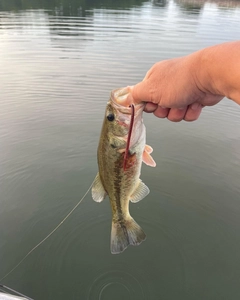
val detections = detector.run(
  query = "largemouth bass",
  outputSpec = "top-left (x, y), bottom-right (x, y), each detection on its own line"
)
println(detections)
top-left (92, 87), bottom-right (156, 254)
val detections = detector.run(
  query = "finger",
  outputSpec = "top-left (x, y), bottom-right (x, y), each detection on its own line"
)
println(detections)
top-left (144, 103), bottom-right (158, 113)
top-left (131, 80), bottom-right (155, 104)
top-left (167, 107), bottom-right (188, 122)
top-left (116, 80), bottom-right (154, 106)
top-left (120, 92), bottom-right (134, 106)
top-left (113, 86), bottom-right (133, 106)
top-left (144, 103), bottom-right (170, 118)
top-left (153, 106), bottom-right (170, 118)
top-left (184, 103), bottom-right (202, 121)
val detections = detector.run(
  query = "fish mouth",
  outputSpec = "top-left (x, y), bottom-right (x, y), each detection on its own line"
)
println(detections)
top-left (110, 87), bottom-right (144, 171)
top-left (110, 87), bottom-right (145, 115)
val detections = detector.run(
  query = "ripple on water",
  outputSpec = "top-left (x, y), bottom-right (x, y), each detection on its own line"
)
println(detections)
top-left (87, 267), bottom-right (145, 300)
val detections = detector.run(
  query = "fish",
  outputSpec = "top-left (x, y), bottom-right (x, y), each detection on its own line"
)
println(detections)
top-left (92, 87), bottom-right (156, 254)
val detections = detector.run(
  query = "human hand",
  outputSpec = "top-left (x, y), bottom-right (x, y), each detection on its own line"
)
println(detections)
top-left (118, 53), bottom-right (224, 122)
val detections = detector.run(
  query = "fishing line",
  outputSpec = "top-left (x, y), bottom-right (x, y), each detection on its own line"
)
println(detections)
top-left (0, 181), bottom-right (93, 282)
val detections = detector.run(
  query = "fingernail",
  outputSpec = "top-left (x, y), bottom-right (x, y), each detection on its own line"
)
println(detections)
top-left (191, 103), bottom-right (200, 110)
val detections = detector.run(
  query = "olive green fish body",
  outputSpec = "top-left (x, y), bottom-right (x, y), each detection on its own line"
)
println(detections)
top-left (92, 88), bottom-right (156, 254)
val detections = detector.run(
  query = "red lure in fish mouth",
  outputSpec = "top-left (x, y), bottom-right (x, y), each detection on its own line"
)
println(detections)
top-left (123, 104), bottom-right (135, 171)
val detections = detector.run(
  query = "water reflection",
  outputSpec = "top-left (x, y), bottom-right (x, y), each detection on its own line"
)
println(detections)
top-left (1, 0), bottom-right (240, 15)
top-left (1, 0), bottom-right (240, 40)
top-left (48, 16), bottom-right (94, 38)
top-left (151, 0), bottom-right (168, 7)
top-left (1, 0), bottom-right (240, 299)
top-left (175, 0), bottom-right (203, 13)
top-left (176, 0), bottom-right (240, 10)
top-left (0, 0), bottom-right (147, 15)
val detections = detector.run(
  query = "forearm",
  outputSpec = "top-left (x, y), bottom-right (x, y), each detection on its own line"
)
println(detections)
top-left (196, 41), bottom-right (240, 104)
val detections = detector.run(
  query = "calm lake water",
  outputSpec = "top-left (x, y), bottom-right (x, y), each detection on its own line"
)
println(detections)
top-left (1, 0), bottom-right (240, 299)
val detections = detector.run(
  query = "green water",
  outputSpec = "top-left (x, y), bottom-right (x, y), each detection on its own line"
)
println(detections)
top-left (1, 0), bottom-right (240, 299)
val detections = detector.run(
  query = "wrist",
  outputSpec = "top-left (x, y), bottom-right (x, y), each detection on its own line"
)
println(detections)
top-left (196, 42), bottom-right (240, 104)
top-left (192, 47), bottom-right (223, 97)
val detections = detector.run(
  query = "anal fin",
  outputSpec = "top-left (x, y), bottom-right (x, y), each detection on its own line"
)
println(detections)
top-left (130, 180), bottom-right (149, 203)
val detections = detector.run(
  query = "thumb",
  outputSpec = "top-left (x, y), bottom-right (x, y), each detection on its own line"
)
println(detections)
top-left (130, 80), bottom-right (152, 104)
top-left (116, 81), bottom-right (151, 106)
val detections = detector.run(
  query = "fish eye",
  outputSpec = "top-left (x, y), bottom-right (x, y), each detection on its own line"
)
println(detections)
top-left (107, 113), bottom-right (115, 122)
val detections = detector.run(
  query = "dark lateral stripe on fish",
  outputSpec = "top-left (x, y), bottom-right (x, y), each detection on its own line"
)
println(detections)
top-left (93, 88), bottom-right (152, 254)
top-left (113, 154), bottom-right (126, 223)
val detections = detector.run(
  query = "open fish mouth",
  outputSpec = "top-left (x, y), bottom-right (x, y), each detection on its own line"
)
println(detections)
top-left (111, 87), bottom-right (145, 171)
top-left (110, 87), bottom-right (146, 171)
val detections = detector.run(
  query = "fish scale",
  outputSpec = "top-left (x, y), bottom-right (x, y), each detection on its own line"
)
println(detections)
top-left (92, 87), bottom-right (156, 254)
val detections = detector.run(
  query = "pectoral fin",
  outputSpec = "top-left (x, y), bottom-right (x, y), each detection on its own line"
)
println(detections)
top-left (130, 180), bottom-right (150, 203)
top-left (142, 144), bottom-right (156, 167)
top-left (92, 173), bottom-right (107, 202)
top-left (144, 144), bottom-right (153, 154)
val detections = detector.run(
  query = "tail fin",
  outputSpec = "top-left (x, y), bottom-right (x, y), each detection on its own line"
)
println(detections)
top-left (111, 217), bottom-right (146, 254)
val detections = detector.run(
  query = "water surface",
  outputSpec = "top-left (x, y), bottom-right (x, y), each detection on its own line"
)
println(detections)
top-left (1, 0), bottom-right (240, 299)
